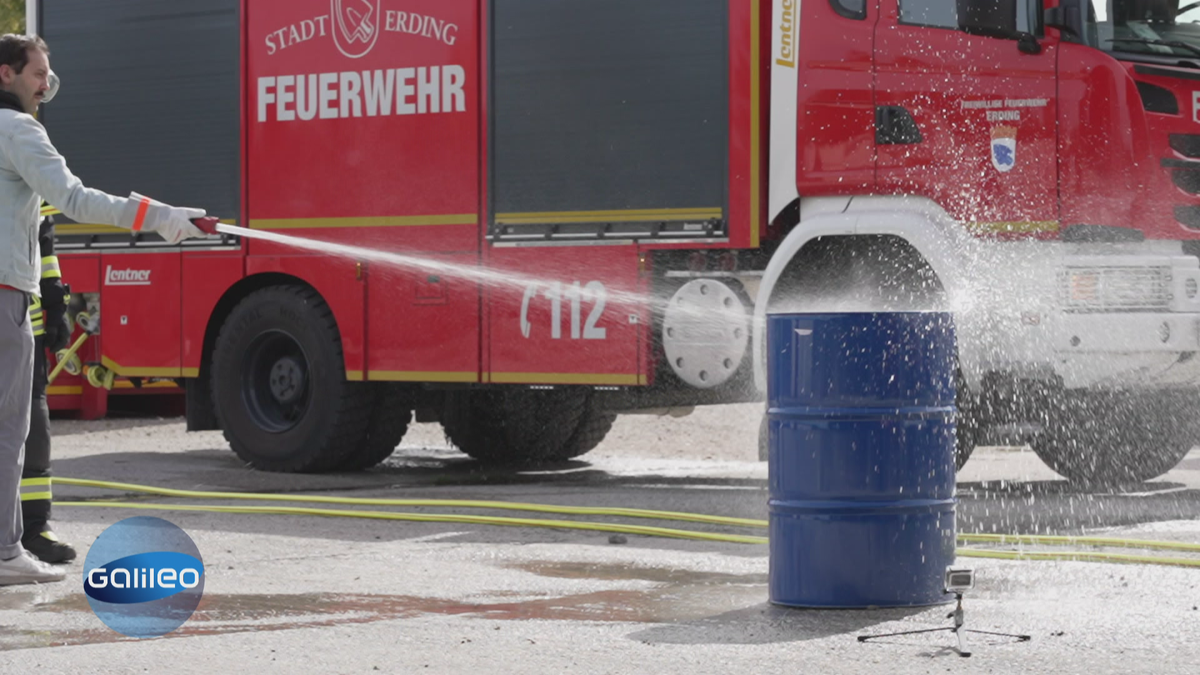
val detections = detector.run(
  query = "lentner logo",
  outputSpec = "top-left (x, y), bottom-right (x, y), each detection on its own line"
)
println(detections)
top-left (776, 0), bottom-right (798, 68)
top-left (105, 265), bottom-right (152, 286)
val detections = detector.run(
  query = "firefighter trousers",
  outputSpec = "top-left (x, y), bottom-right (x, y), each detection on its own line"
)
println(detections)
top-left (21, 335), bottom-right (53, 537)
top-left (0, 288), bottom-right (34, 560)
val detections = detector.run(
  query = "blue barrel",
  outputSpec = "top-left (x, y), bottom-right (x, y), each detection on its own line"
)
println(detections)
top-left (767, 312), bottom-right (957, 608)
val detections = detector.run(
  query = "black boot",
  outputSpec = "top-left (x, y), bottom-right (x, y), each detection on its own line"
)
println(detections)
top-left (22, 529), bottom-right (77, 564)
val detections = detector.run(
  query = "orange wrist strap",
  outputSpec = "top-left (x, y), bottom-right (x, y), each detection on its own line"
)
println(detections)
top-left (131, 195), bottom-right (151, 232)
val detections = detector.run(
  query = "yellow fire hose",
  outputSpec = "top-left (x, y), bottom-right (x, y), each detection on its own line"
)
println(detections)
top-left (52, 477), bottom-right (1200, 569)
top-left (46, 330), bottom-right (90, 385)
top-left (46, 311), bottom-right (118, 389)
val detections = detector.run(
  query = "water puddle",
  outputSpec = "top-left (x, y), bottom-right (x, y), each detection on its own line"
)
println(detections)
top-left (511, 560), bottom-right (767, 586)
top-left (0, 562), bottom-right (768, 651)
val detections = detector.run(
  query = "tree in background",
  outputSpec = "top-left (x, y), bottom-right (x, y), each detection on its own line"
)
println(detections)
top-left (0, 0), bottom-right (24, 35)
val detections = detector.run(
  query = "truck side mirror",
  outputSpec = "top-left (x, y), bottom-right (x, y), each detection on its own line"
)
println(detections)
top-left (1045, 5), bottom-right (1080, 37)
top-left (1018, 32), bottom-right (1043, 54)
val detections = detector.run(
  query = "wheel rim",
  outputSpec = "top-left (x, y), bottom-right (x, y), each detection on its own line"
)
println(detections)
top-left (241, 329), bottom-right (311, 433)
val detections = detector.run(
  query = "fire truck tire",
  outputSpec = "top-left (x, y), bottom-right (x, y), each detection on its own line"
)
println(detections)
top-left (211, 285), bottom-right (373, 473)
top-left (757, 414), bottom-right (768, 462)
top-left (1029, 389), bottom-right (1197, 487)
top-left (954, 371), bottom-right (981, 471)
top-left (335, 386), bottom-right (414, 471)
top-left (954, 413), bottom-right (979, 471)
top-left (554, 406), bottom-right (617, 461)
top-left (440, 388), bottom-right (591, 464)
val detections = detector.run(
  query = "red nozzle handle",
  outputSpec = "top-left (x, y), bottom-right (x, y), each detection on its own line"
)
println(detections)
top-left (191, 216), bottom-right (221, 235)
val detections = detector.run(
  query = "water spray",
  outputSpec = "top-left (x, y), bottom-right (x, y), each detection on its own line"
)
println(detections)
top-left (202, 220), bottom-right (646, 306)
top-left (193, 219), bottom-right (758, 330)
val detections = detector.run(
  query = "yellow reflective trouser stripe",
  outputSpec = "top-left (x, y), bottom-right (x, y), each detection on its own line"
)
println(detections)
top-left (41, 255), bottom-right (61, 279)
top-left (19, 477), bottom-right (51, 501)
top-left (29, 295), bottom-right (43, 336)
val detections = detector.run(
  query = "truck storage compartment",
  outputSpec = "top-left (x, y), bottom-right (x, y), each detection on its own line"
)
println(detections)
top-left (489, 0), bottom-right (729, 242)
top-left (40, 0), bottom-right (241, 243)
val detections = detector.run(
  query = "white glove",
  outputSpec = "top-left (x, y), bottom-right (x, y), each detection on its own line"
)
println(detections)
top-left (118, 192), bottom-right (208, 244)
top-left (155, 207), bottom-right (207, 244)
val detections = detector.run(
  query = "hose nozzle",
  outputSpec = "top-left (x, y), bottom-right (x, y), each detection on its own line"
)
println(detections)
top-left (191, 217), bottom-right (221, 235)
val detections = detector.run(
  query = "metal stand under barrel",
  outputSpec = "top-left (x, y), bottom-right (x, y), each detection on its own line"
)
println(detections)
top-left (766, 312), bottom-right (958, 608)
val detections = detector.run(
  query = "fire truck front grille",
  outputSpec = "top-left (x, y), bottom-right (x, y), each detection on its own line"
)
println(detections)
top-left (1058, 266), bottom-right (1173, 312)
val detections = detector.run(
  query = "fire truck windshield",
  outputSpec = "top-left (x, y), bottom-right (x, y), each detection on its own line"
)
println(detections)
top-left (1088, 0), bottom-right (1200, 58)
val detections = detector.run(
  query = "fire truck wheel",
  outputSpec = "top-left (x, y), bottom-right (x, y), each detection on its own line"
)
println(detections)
top-left (554, 406), bottom-right (617, 461)
top-left (335, 386), bottom-right (414, 471)
top-left (954, 371), bottom-right (981, 471)
top-left (1029, 389), bottom-right (1197, 487)
top-left (211, 285), bottom-right (373, 473)
top-left (440, 388), bottom-right (591, 464)
top-left (758, 414), bottom-right (768, 462)
top-left (954, 413), bottom-right (979, 471)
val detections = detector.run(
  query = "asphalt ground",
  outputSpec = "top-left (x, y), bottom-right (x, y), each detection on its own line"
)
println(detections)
top-left (1, 408), bottom-right (1198, 673)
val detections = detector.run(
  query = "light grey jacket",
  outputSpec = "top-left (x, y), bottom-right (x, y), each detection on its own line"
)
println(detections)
top-left (0, 108), bottom-right (135, 294)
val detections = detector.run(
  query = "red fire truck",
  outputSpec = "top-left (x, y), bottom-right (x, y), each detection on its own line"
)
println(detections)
top-left (27, 0), bottom-right (1200, 484)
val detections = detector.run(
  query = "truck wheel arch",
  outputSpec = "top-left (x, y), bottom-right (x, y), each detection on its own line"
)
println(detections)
top-left (751, 197), bottom-right (976, 393)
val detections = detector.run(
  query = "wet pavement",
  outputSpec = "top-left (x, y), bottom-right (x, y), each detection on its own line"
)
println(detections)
top-left (1, 419), bottom-right (1198, 673)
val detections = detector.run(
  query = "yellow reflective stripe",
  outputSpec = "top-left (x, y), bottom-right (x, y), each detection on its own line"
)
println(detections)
top-left (40, 205), bottom-right (60, 217)
top-left (41, 256), bottom-right (61, 279)
top-left (29, 294), bottom-right (45, 336)
top-left (19, 477), bottom-right (51, 502)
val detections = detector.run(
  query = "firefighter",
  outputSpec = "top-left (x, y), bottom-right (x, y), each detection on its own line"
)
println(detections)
top-left (19, 210), bottom-right (75, 563)
top-left (1, 33), bottom-right (207, 586)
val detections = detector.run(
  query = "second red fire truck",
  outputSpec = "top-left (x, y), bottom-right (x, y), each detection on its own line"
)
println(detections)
top-left (28, 0), bottom-right (1200, 485)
